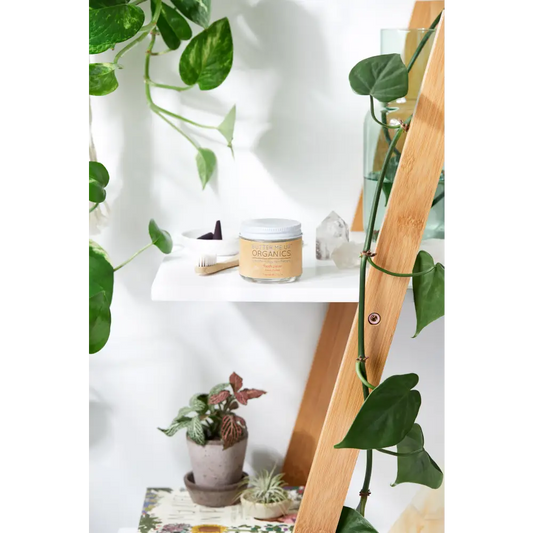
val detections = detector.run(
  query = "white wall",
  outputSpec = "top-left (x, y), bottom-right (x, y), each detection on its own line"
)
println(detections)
top-left (89, 1), bottom-right (443, 532)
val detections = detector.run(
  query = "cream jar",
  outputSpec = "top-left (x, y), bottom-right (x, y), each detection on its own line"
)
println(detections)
top-left (239, 219), bottom-right (303, 283)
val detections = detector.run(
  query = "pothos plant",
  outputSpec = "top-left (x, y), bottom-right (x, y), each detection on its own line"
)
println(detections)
top-left (158, 372), bottom-right (266, 449)
top-left (336, 13), bottom-right (444, 533)
top-left (89, 160), bottom-right (173, 354)
top-left (89, 0), bottom-right (235, 189)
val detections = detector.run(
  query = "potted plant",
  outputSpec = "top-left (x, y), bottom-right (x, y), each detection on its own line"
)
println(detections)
top-left (159, 372), bottom-right (266, 506)
top-left (239, 469), bottom-right (292, 520)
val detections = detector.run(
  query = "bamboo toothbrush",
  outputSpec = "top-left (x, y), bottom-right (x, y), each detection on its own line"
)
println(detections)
top-left (195, 255), bottom-right (239, 275)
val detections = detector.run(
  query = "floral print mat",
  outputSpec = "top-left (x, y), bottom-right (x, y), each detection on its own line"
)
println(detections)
top-left (138, 487), bottom-right (304, 533)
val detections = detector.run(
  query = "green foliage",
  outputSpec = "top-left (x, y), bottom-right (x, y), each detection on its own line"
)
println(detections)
top-left (158, 373), bottom-right (266, 448)
top-left (239, 469), bottom-right (289, 504)
top-left (89, 161), bottom-right (110, 204)
top-left (89, 63), bottom-right (119, 96)
top-left (217, 105), bottom-right (236, 152)
top-left (153, 1), bottom-right (192, 50)
top-left (179, 18), bottom-right (233, 90)
top-left (336, 506), bottom-right (378, 533)
top-left (89, 3), bottom-right (145, 54)
top-left (335, 374), bottom-right (421, 450)
top-left (138, 513), bottom-right (161, 533)
top-left (349, 53), bottom-right (408, 103)
top-left (196, 148), bottom-right (217, 189)
top-left (149, 219), bottom-right (173, 253)
top-left (170, 0), bottom-right (211, 29)
top-left (412, 251), bottom-right (445, 337)
top-left (89, 240), bottom-right (114, 354)
top-left (392, 424), bottom-right (443, 489)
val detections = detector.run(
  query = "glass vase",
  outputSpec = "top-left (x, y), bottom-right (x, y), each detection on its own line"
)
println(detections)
top-left (363, 28), bottom-right (444, 241)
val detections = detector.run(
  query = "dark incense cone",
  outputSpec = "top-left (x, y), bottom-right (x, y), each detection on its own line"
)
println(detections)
top-left (197, 232), bottom-right (214, 240)
top-left (213, 220), bottom-right (223, 240)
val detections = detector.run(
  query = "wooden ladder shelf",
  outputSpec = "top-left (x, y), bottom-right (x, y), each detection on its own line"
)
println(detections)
top-left (283, 8), bottom-right (445, 533)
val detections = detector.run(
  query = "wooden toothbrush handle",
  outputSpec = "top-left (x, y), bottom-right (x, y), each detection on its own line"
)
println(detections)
top-left (195, 259), bottom-right (239, 276)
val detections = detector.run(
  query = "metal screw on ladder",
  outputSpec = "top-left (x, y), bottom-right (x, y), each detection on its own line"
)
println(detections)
top-left (368, 313), bottom-right (381, 325)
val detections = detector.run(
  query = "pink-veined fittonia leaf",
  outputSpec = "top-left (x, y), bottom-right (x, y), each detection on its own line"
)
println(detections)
top-left (208, 390), bottom-right (231, 405)
top-left (235, 388), bottom-right (267, 405)
top-left (221, 414), bottom-right (243, 449)
top-left (229, 372), bottom-right (243, 393)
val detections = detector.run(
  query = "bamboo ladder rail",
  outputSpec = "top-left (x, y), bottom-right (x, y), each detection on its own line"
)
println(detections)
top-left (282, 0), bottom-right (445, 488)
top-left (292, 13), bottom-right (445, 533)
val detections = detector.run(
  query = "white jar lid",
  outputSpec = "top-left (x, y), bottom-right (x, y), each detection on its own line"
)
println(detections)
top-left (240, 218), bottom-right (302, 241)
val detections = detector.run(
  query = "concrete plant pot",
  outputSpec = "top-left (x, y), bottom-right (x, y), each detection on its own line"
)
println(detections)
top-left (186, 436), bottom-right (248, 488)
top-left (240, 494), bottom-right (292, 519)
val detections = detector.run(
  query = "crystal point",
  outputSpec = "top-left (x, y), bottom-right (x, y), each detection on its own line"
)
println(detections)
top-left (316, 211), bottom-right (349, 260)
top-left (331, 241), bottom-right (364, 269)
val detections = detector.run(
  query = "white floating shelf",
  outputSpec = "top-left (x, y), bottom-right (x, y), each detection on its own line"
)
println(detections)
top-left (152, 245), bottom-right (360, 303)
top-left (151, 233), bottom-right (444, 304)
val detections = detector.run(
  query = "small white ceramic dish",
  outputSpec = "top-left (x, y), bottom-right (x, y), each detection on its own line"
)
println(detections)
top-left (178, 228), bottom-right (239, 257)
top-left (240, 495), bottom-right (292, 519)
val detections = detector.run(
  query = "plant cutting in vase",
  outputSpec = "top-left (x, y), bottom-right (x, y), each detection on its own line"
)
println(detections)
top-left (159, 372), bottom-right (266, 504)
top-left (89, 0), bottom-right (236, 189)
top-left (239, 469), bottom-right (292, 520)
top-left (335, 12), bottom-right (445, 533)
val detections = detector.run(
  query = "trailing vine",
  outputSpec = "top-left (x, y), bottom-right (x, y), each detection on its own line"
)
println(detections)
top-left (89, 0), bottom-right (235, 189)
top-left (336, 12), bottom-right (445, 532)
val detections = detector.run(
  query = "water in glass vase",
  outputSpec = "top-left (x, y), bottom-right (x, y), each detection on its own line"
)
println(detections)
top-left (363, 171), bottom-right (445, 241)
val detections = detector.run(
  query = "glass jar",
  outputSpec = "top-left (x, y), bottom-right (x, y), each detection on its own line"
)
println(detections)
top-left (239, 219), bottom-right (303, 283)
top-left (363, 29), bottom-right (444, 241)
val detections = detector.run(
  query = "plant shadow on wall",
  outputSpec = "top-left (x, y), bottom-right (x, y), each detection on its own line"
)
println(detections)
top-left (215, 0), bottom-right (340, 207)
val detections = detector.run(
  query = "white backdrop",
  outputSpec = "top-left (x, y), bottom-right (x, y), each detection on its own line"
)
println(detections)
top-left (89, 1), bottom-right (444, 532)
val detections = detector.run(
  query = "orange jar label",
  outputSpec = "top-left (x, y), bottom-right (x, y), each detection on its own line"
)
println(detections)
top-left (239, 238), bottom-right (302, 280)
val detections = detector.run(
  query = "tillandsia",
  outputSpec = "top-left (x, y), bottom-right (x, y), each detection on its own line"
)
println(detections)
top-left (239, 469), bottom-right (289, 504)
top-left (89, 0), bottom-right (236, 189)
top-left (89, 161), bottom-right (173, 354)
top-left (335, 12), bottom-right (445, 533)
top-left (158, 372), bottom-right (266, 449)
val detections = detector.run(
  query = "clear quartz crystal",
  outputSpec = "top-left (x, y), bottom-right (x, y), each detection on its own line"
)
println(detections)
top-left (331, 242), bottom-right (364, 269)
top-left (316, 211), bottom-right (349, 259)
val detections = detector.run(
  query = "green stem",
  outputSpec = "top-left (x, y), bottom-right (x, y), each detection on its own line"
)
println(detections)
top-left (144, 33), bottom-right (199, 150)
top-left (377, 447), bottom-right (424, 457)
top-left (156, 106), bottom-right (218, 130)
top-left (356, 450), bottom-right (373, 516)
top-left (147, 80), bottom-right (191, 92)
top-left (406, 11), bottom-right (442, 73)
top-left (356, 361), bottom-right (375, 390)
top-left (114, 0), bottom-right (162, 66)
top-left (370, 96), bottom-right (400, 129)
top-left (367, 257), bottom-right (435, 278)
top-left (432, 190), bottom-right (444, 207)
top-left (89, 204), bottom-right (98, 213)
top-left (149, 48), bottom-right (174, 56)
top-left (113, 242), bottom-right (153, 272)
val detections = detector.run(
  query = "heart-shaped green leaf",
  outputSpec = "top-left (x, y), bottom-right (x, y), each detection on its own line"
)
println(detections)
top-left (89, 240), bottom-right (114, 305)
top-left (196, 148), bottom-right (217, 189)
top-left (412, 251), bottom-right (445, 337)
top-left (217, 105), bottom-right (236, 152)
top-left (335, 374), bottom-right (421, 450)
top-left (89, 63), bottom-right (119, 96)
top-left (170, 0), bottom-right (211, 29)
top-left (349, 53), bottom-right (408, 103)
top-left (89, 161), bottom-right (110, 203)
top-left (392, 424), bottom-right (443, 489)
top-left (89, 4), bottom-right (145, 54)
top-left (336, 507), bottom-right (378, 533)
top-left (179, 17), bottom-right (233, 90)
top-left (148, 219), bottom-right (173, 254)
top-left (152, 1), bottom-right (192, 50)
top-left (89, 289), bottom-right (112, 354)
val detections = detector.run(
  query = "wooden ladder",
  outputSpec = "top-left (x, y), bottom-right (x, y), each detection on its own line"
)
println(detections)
top-left (283, 6), bottom-right (445, 532)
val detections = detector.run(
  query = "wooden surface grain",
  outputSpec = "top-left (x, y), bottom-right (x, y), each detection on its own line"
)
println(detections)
top-left (293, 14), bottom-right (445, 533)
